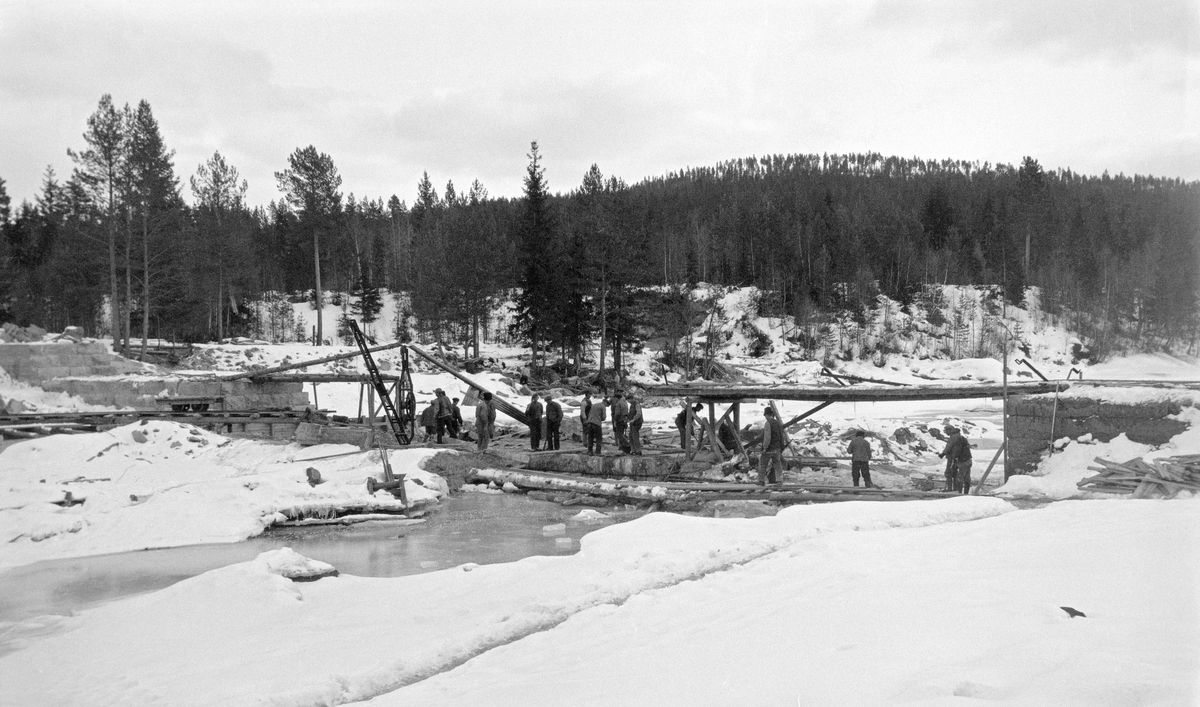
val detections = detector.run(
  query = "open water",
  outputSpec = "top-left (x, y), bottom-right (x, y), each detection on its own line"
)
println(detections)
top-left (0, 493), bottom-right (641, 654)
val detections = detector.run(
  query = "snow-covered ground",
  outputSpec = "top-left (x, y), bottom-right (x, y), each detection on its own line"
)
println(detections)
top-left (0, 497), bottom-right (1195, 706)
top-left (2, 284), bottom-right (1198, 705)
top-left (0, 422), bottom-right (448, 570)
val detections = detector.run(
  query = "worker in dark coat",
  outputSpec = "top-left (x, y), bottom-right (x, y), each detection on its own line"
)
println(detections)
top-left (847, 430), bottom-right (874, 488)
top-left (675, 403), bottom-right (704, 449)
top-left (449, 397), bottom-right (463, 439)
top-left (627, 396), bottom-right (644, 455)
top-left (938, 425), bottom-right (957, 491)
top-left (585, 393), bottom-right (608, 456)
top-left (525, 393), bottom-right (544, 451)
top-left (475, 392), bottom-right (496, 452)
top-left (759, 406), bottom-right (788, 486)
top-left (419, 402), bottom-right (437, 443)
top-left (433, 388), bottom-right (454, 443)
top-left (544, 394), bottom-right (563, 450)
top-left (611, 390), bottom-right (630, 454)
top-left (939, 426), bottom-right (974, 494)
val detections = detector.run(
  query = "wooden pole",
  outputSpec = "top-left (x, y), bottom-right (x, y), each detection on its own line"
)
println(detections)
top-left (222, 340), bottom-right (407, 380)
top-left (972, 441), bottom-right (1006, 494)
top-left (685, 405), bottom-right (695, 461)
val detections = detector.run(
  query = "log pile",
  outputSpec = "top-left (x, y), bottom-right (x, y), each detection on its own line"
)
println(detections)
top-left (1077, 455), bottom-right (1200, 498)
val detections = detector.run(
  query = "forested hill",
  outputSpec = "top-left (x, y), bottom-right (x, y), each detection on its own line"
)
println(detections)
top-left (621, 153), bottom-right (1199, 344)
top-left (1, 95), bottom-right (1197, 356)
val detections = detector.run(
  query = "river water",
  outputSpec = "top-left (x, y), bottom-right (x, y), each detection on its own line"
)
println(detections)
top-left (0, 493), bottom-right (641, 654)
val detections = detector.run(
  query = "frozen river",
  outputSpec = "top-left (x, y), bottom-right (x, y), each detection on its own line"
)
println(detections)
top-left (0, 493), bottom-right (642, 653)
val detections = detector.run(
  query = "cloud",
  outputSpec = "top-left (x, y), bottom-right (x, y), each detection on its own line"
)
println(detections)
top-left (867, 0), bottom-right (1199, 61)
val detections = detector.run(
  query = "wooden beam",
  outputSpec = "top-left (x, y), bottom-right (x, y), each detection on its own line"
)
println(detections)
top-left (651, 381), bottom-right (1068, 402)
top-left (221, 340), bottom-right (407, 380)
top-left (781, 400), bottom-right (835, 430)
top-left (407, 344), bottom-right (528, 426)
top-left (972, 442), bottom-right (1006, 494)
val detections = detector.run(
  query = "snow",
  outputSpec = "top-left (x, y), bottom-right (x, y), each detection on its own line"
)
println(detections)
top-left (1, 497), bottom-right (1196, 706)
top-left (0, 422), bottom-right (448, 570)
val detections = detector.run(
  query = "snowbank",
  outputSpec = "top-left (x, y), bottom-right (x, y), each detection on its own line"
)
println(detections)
top-left (0, 497), bottom-right (1013, 706)
top-left (2, 497), bottom-right (1196, 706)
top-left (0, 422), bottom-right (447, 569)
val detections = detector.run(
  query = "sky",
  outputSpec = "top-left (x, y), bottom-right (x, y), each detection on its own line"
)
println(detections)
top-left (0, 0), bottom-right (1197, 209)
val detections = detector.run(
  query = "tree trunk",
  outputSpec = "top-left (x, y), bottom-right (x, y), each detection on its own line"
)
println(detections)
top-left (141, 207), bottom-right (149, 357)
top-left (598, 273), bottom-right (608, 381)
top-left (107, 194), bottom-right (119, 347)
top-left (313, 228), bottom-right (323, 345)
top-left (124, 210), bottom-right (133, 355)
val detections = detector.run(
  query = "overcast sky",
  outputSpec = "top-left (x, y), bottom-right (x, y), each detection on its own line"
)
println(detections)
top-left (1, 0), bottom-right (1197, 208)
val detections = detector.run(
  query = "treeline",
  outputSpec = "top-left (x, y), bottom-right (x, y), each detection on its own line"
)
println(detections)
top-left (1, 95), bottom-right (1197, 363)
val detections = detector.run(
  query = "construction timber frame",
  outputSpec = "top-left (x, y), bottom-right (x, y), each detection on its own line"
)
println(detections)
top-left (222, 339), bottom-right (528, 446)
top-left (648, 380), bottom-right (1071, 483)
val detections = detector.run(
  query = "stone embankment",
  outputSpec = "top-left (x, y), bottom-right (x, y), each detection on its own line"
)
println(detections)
top-left (0, 341), bottom-right (308, 411)
top-left (1007, 387), bottom-right (1195, 474)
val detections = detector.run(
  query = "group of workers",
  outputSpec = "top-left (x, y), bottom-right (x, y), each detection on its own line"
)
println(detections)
top-left (523, 390), bottom-right (645, 456)
top-left (434, 384), bottom-right (976, 493)
top-left (844, 423), bottom-right (974, 494)
top-left (417, 388), bottom-right (463, 444)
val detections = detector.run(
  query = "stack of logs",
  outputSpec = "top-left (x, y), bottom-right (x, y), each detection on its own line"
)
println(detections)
top-left (1077, 455), bottom-right (1200, 498)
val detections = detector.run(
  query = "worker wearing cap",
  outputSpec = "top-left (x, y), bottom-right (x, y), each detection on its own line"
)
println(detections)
top-left (627, 395), bottom-right (644, 455)
top-left (434, 388), bottom-right (454, 444)
top-left (449, 397), bottom-right (463, 439)
top-left (544, 394), bottom-right (563, 450)
top-left (611, 390), bottom-right (630, 454)
top-left (525, 393), bottom-right (544, 451)
top-left (847, 430), bottom-right (874, 488)
top-left (759, 406), bottom-right (788, 486)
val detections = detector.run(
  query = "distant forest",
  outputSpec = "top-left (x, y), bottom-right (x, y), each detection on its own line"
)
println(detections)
top-left (1, 95), bottom-right (1197, 363)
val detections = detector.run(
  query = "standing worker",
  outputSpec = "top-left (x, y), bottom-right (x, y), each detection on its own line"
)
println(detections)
top-left (627, 395), bottom-right (644, 455)
top-left (449, 397), bottom-right (463, 439)
top-left (434, 388), bottom-right (454, 444)
top-left (675, 402), bottom-right (704, 449)
top-left (611, 390), bottom-right (630, 454)
top-left (525, 393), bottom-right (544, 451)
top-left (759, 406), bottom-right (788, 486)
top-left (585, 393), bottom-right (608, 456)
top-left (939, 426), bottom-right (973, 494)
top-left (475, 392), bottom-right (496, 453)
top-left (419, 401), bottom-right (437, 443)
top-left (544, 394), bottom-right (562, 450)
top-left (847, 430), bottom-right (874, 488)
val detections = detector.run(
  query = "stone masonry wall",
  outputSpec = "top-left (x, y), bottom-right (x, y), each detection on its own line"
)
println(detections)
top-left (1006, 391), bottom-right (1194, 475)
top-left (0, 341), bottom-right (149, 381)
top-left (1, 341), bottom-right (309, 411)
top-left (41, 377), bottom-right (310, 411)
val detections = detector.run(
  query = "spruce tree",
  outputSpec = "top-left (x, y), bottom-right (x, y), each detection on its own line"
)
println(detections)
top-left (512, 141), bottom-right (557, 369)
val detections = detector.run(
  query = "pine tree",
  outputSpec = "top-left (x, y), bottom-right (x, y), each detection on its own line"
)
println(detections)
top-left (275, 146), bottom-right (342, 345)
top-left (69, 94), bottom-right (126, 344)
top-left (126, 99), bottom-right (181, 354)
top-left (191, 151), bottom-right (249, 341)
